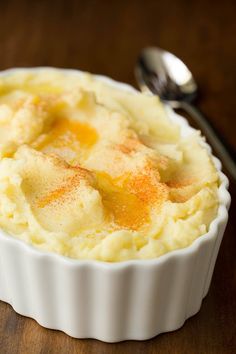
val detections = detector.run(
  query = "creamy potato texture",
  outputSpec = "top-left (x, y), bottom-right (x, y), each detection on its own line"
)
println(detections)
top-left (0, 69), bottom-right (219, 261)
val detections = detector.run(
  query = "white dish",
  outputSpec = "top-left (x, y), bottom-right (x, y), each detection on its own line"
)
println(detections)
top-left (0, 68), bottom-right (231, 342)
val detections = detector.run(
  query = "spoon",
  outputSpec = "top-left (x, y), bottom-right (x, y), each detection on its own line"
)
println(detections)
top-left (135, 47), bottom-right (236, 181)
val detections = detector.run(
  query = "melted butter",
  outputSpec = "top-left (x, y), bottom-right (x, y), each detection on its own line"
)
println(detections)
top-left (96, 172), bottom-right (150, 231)
top-left (102, 190), bottom-right (149, 230)
top-left (96, 166), bottom-right (169, 231)
top-left (38, 117), bottom-right (98, 150)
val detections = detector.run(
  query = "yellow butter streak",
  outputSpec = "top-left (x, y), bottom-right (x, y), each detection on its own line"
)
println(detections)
top-left (38, 117), bottom-right (98, 150)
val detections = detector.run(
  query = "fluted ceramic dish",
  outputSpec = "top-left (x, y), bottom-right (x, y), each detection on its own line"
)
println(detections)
top-left (0, 68), bottom-right (231, 342)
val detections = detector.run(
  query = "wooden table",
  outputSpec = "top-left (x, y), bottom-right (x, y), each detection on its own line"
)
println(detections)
top-left (0, 0), bottom-right (235, 353)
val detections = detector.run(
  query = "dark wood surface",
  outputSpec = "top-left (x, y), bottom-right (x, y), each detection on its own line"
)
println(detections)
top-left (0, 0), bottom-right (235, 353)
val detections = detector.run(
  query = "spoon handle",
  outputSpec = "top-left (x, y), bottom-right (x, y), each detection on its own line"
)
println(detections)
top-left (180, 101), bottom-right (236, 181)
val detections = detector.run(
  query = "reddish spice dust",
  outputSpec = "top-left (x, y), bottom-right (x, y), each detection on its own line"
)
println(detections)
top-left (126, 164), bottom-right (169, 204)
top-left (37, 166), bottom-right (91, 208)
top-left (116, 137), bottom-right (140, 155)
top-left (96, 162), bottom-right (169, 231)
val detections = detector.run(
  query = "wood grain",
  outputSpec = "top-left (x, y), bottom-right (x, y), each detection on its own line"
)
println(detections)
top-left (0, 0), bottom-right (235, 353)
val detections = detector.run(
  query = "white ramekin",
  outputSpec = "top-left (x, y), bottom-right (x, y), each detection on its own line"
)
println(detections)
top-left (0, 68), bottom-right (231, 342)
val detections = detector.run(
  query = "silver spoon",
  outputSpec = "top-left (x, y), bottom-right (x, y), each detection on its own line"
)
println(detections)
top-left (135, 47), bottom-right (236, 181)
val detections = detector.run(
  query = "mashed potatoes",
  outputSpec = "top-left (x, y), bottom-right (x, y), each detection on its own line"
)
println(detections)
top-left (0, 69), bottom-right (219, 261)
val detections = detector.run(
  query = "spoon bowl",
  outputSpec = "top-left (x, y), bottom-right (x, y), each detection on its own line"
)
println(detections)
top-left (135, 47), bottom-right (197, 107)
